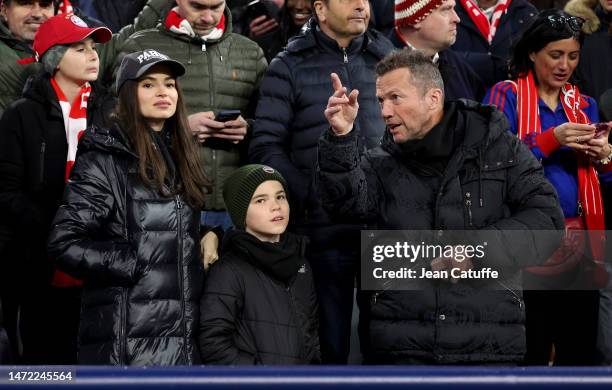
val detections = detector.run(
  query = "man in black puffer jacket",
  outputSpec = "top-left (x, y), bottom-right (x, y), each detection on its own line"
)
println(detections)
top-left (249, 0), bottom-right (395, 364)
top-left (318, 50), bottom-right (564, 364)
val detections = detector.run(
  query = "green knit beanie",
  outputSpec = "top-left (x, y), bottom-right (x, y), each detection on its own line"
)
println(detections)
top-left (223, 164), bottom-right (289, 229)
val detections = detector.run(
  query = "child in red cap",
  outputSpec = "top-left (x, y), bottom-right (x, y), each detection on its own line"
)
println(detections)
top-left (0, 13), bottom-right (111, 364)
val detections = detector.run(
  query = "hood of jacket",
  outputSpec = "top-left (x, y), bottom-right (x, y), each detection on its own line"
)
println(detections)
top-left (565, 0), bottom-right (611, 34)
top-left (285, 17), bottom-right (390, 60)
top-left (77, 123), bottom-right (136, 159)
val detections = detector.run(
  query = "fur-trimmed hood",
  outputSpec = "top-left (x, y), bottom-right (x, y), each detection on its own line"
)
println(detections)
top-left (565, 0), bottom-right (610, 34)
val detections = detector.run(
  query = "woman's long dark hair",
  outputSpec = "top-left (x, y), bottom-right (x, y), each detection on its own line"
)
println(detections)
top-left (115, 78), bottom-right (207, 209)
top-left (508, 9), bottom-right (585, 81)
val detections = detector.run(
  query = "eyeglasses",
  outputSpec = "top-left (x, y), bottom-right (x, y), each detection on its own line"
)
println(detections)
top-left (546, 15), bottom-right (585, 32)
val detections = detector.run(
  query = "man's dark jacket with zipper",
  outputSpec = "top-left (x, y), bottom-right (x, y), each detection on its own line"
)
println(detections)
top-left (47, 124), bottom-right (203, 365)
top-left (249, 18), bottom-right (395, 240)
top-left (318, 100), bottom-right (565, 363)
top-left (0, 74), bottom-right (113, 293)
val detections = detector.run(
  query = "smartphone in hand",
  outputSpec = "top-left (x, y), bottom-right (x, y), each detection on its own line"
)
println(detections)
top-left (246, 0), bottom-right (270, 19)
top-left (214, 110), bottom-right (241, 123)
top-left (594, 122), bottom-right (610, 138)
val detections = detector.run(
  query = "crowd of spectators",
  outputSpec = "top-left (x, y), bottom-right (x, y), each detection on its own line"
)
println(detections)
top-left (0, 0), bottom-right (610, 366)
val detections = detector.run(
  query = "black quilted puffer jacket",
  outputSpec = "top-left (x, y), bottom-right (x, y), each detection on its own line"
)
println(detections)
top-left (318, 100), bottom-right (565, 364)
top-left (48, 124), bottom-right (203, 365)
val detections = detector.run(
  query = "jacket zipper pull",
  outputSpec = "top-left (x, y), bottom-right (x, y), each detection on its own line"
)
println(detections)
top-left (176, 195), bottom-right (183, 210)
top-left (465, 192), bottom-right (473, 226)
top-left (342, 48), bottom-right (348, 64)
top-left (202, 43), bottom-right (207, 52)
top-left (39, 142), bottom-right (46, 184)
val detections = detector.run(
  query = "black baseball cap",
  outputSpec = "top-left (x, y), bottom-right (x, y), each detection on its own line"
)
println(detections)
top-left (116, 49), bottom-right (186, 94)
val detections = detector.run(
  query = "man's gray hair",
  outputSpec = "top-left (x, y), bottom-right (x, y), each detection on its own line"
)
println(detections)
top-left (375, 49), bottom-right (444, 97)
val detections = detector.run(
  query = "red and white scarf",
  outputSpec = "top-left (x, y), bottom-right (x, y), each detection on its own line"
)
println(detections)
top-left (50, 77), bottom-right (90, 288)
top-left (165, 7), bottom-right (226, 41)
top-left (516, 70), bottom-right (606, 276)
top-left (50, 77), bottom-right (90, 182)
top-left (57, 0), bottom-right (73, 14)
top-left (458, 0), bottom-right (511, 44)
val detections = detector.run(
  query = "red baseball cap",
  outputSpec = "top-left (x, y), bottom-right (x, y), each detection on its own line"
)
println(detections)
top-left (32, 13), bottom-right (112, 60)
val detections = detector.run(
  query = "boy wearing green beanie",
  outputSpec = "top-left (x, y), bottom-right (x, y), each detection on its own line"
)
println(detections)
top-left (199, 164), bottom-right (320, 364)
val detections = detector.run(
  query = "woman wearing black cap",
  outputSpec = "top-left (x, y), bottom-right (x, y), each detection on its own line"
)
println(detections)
top-left (0, 12), bottom-right (112, 364)
top-left (48, 49), bottom-right (208, 365)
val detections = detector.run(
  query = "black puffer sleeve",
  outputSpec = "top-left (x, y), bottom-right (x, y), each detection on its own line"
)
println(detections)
top-left (47, 151), bottom-right (138, 285)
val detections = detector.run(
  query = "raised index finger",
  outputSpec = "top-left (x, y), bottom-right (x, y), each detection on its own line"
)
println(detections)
top-left (330, 72), bottom-right (343, 92)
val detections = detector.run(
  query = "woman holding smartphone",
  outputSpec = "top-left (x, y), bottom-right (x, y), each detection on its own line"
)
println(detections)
top-left (485, 9), bottom-right (611, 365)
top-left (48, 49), bottom-right (208, 365)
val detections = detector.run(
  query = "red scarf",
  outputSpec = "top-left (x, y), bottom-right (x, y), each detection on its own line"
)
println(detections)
top-left (165, 7), bottom-right (226, 40)
top-left (57, 0), bottom-right (73, 14)
top-left (458, 0), bottom-right (511, 44)
top-left (50, 77), bottom-right (90, 288)
top-left (516, 70), bottom-right (606, 282)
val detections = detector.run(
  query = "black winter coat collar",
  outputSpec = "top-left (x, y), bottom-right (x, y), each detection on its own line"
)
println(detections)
top-left (286, 18), bottom-right (390, 61)
top-left (386, 102), bottom-right (461, 175)
top-left (78, 123), bottom-right (136, 159)
top-left (21, 73), bottom-right (111, 126)
top-left (223, 230), bottom-right (308, 284)
top-left (21, 74), bottom-right (64, 120)
top-left (382, 100), bottom-right (512, 177)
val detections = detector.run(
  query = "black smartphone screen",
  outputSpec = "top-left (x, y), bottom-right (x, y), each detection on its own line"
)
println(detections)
top-left (215, 110), bottom-right (241, 122)
top-left (246, 0), bottom-right (270, 19)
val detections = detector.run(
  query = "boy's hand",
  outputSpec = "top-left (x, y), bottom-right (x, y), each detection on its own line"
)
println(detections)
top-left (201, 231), bottom-right (219, 272)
